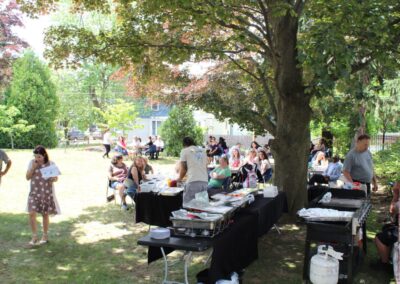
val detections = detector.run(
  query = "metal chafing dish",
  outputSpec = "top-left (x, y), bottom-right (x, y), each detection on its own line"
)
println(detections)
top-left (170, 207), bottom-right (235, 238)
top-left (301, 189), bottom-right (371, 283)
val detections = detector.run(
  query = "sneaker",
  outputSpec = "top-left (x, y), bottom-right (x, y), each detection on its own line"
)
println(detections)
top-left (107, 195), bottom-right (115, 202)
top-left (121, 203), bottom-right (129, 211)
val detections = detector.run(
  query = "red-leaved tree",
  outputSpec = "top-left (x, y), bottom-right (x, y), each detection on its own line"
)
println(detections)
top-left (0, 0), bottom-right (28, 92)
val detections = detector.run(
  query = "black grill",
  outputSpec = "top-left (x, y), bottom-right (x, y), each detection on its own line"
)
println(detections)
top-left (301, 189), bottom-right (371, 284)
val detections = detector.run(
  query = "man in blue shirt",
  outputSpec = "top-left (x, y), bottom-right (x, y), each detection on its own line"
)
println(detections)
top-left (308, 156), bottom-right (342, 185)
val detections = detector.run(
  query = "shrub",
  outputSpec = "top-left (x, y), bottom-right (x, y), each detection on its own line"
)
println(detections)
top-left (160, 106), bottom-right (203, 157)
top-left (2, 51), bottom-right (59, 148)
top-left (373, 140), bottom-right (400, 185)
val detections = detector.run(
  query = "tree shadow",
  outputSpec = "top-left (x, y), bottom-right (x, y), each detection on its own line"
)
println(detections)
top-left (0, 205), bottom-right (206, 283)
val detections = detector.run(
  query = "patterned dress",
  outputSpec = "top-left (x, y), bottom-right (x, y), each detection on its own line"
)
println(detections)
top-left (27, 161), bottom-right (60, 215)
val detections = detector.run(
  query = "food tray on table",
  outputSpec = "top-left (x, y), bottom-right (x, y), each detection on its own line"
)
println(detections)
top-left (158, 187), bottom-right (184, 196)
top-left (170, 209), bottom-right (233, 238)
top-left (298, 208), bottom-right (354, 223)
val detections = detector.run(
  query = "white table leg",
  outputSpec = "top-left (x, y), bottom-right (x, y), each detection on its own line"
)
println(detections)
top-left (273, 224), bottom-right (281, 234)
top-left (160, 248), bottom-right (193, 284)
top-left (183, 251), bottom-right (192, 284)
top-left (160, 247), bottom-right (169, 283)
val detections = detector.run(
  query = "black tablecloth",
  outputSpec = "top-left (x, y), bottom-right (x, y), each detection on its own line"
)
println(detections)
top-left (141, 192), bottom-right (289, 282)
top-left (145, 212), bottom-right (259, 283)
top-left (242, 191), bottom-right (287, 237)
top-left (134, 192), bottom-right (182, 227)
top-left (208, 212), bottom-right (258, 283)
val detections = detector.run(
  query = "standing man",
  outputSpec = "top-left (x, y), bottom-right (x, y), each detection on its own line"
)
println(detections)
top-left (177, 136), bottom-right (208, 205)
top-left (102, 127), bottom-right (112, 158)
top-left (0, 149), bottom-right (12, 187)
top-left (343, 134), bottom-right (378, 195)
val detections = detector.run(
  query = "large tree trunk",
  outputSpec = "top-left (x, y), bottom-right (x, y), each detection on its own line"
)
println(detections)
top-left (271, 96), bottom-right (311, 214)
top-left (269, 10), bottom-right (311, 214)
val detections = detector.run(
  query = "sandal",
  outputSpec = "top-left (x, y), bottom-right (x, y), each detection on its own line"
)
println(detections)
top-left (28, 234), bottom-right (38, 246)
top-left (39, 233), bottom-right (49, 245)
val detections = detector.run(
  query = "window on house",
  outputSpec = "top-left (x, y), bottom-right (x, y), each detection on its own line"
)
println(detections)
top-left (151, 103), bottom-right (159, 111)
top-left (152, 121), bottom-right (162, 135)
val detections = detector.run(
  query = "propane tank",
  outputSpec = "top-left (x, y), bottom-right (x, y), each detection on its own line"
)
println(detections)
top-left (310, 245), bottom-right (343, 284)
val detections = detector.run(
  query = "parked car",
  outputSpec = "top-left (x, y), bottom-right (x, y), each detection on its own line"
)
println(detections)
top-left (85, 128), bottom-right (103, 140)
top-left (91, 130), bottom-right (103, 140)
top-left (67, 130), bottom-right (88, 141)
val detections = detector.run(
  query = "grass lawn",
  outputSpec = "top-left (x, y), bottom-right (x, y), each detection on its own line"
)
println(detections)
top-left (0, 147), bottom-right (396, 283)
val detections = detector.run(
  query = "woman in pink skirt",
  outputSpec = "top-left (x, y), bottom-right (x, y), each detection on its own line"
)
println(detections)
top-left (26, 145), bottom-right (60, 246)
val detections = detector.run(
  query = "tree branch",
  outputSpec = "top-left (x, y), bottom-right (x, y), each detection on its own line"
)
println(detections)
top-left (257, 67), bottom-right (278, 117)
top-left (256, 0), bottom-right (275, 60)
top-left (213, 17), bottom-right (272, 58)
top-left (294, 0), bottom-right (306, 15)
top-left (226, 56), bottom-right (261, 81)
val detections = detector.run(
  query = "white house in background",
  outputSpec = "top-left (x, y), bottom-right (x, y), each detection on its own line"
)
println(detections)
top-left (193, 110), bottom-right (251, 136)
top-left (126, 102), bottom-right (169, 140)
top-left (126, 103), bottom-right (252, 141)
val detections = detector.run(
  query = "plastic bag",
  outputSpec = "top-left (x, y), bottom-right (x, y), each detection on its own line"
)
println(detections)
top-left (215, 272), bottom-right (239, 284)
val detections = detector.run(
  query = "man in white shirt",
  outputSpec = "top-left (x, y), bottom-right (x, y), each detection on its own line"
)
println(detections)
top-left (177, 136), bottom-right (208, 205)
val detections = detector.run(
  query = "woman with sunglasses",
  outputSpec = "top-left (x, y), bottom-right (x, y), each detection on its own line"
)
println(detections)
top-left (26, 145), bottom-right (60, 246)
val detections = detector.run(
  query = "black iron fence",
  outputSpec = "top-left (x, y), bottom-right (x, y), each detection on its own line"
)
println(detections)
top-left (370, 133), bottom-right (400, 152)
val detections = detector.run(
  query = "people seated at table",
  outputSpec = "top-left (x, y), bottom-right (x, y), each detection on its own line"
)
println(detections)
top-left (311, 150), bottom-right (328, 167)
top-left (144, 136), bottom-right (157, 160)
top-left (258, 149), bottom-right (273, 183)
top-left (154, 135), bottom-right (164, 159)
top-left (308, 156), bottom-right (342, 185)
top-left (130, 136), bottom-right (142, 158)
top-left (263, 143), bottom-right (273, 158)
top-left (229, 142), bottom-right (243, 158)
top-left (231, 149), bottom-right (262, 188)
top-left (250, 141), bottom-right (262, 151)
top-left (229, 148), bottom-right (243, 168)
top-left (310, 138), bottom-right (326, 158)
top-left (108, 154), bottom-right (129, 210)
top-left (208, 156), bottom-right (231, 192)
top-left (115, 136), bottom-right (128, 156)
top-left (244, 148), bottom-right (258, 165)
top-left (124, 157), bottom-right (146, 204)
top-left (218, 137), bottom-right (229, 155)
top-left (143, 157), bottom-right (154, 175)
top-left (206, 135), bottom-right (214, 156)
top-left (207, 136), bottom-right (221, 163)
top-left (374, 181), bottom-right (399, 269)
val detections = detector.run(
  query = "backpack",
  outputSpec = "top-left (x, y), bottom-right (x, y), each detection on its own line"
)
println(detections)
top-left (231, 163), bottom-right (261, 189)
top-left (243, 163), bottom-right (258, 188)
